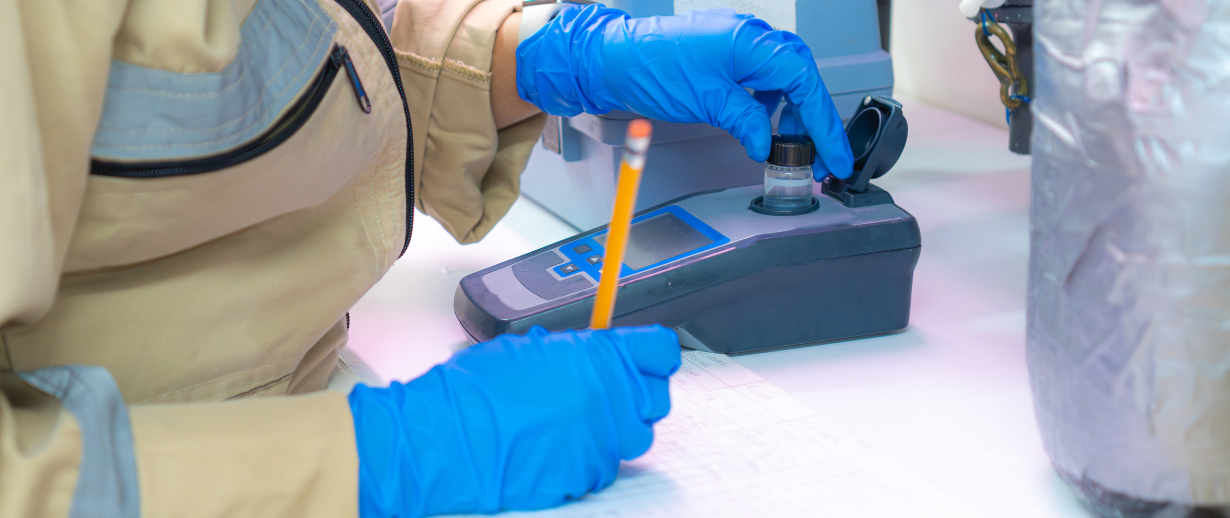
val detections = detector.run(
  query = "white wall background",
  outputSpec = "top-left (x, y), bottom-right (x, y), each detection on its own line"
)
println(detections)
top-left (891, 0), bottom-right (1009, 129)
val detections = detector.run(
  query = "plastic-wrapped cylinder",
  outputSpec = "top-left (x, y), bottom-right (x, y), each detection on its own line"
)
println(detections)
top-left (1029, 0), bottom-right (1230, 514)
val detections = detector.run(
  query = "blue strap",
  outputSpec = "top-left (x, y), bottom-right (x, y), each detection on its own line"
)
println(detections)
top-left (18, 366), bottom-right (140, 518)
top-left (982, 9), bottom-right (1033, 125)
top-left (1006, 94), bottom-right (1033, 124)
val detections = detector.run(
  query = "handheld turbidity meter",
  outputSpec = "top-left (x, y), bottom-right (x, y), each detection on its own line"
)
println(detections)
top-left (455, 97), bottom-right (918, 354)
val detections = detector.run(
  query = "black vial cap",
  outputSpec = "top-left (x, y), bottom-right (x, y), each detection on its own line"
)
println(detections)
top-left (768, 134), bottom-right (816, 167)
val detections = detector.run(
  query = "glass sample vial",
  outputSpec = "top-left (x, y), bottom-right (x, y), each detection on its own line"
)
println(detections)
top-left (763, 135), bottom-right (816, 211)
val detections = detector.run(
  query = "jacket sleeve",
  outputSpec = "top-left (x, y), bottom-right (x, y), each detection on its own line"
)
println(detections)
top-left (0, 0), bottom-right (121, 329)
top-left (1, 367), bottom-right (360, 518)
top-left (0, 2), bottom-right (361, 517)
top-left (390, 0), bottom-right (549, 244)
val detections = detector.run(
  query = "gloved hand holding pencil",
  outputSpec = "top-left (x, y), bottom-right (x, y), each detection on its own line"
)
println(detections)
top-left (349, 325), bottom-right (681, 518)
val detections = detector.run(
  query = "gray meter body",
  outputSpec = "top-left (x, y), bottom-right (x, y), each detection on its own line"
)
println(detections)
top-left (455, 97), bottom-right (918, 355)
top-left (455, 185), bottom-right (920, 354)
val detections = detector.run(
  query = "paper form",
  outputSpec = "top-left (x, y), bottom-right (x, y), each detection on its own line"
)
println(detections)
top-left (460, 351), bottom-right (981, 518)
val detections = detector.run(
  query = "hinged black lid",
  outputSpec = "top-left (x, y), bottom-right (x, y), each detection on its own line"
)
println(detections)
top-left (768, 134), bottom-right (815, 167)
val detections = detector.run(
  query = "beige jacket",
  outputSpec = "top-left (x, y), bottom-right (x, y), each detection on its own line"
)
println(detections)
top-left (0, 0), bottom-right (546, 516)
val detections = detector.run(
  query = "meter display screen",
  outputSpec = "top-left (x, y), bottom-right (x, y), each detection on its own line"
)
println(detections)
top-left (597, 213), bottom-right (714, 270)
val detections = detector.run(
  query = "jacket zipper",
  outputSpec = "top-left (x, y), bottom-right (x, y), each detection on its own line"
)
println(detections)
top-left (332, 0), bottom-right (415, 258)
top-left (90, 44), bottom-right (369, 179)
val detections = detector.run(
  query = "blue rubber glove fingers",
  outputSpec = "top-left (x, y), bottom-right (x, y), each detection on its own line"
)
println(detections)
top-left (778, 100), bottom-right (804, 136)
top-left (729, 24), bottom-right (855, 180)
top-left (753, 89), bottom-right (785, 121)
top-left (592, 325), bottom-right (681, 430)
top-left (756, 90), bottom-right (816, 160)
top-left (613, 325), bottom-right (680, 434)
top-left (721, 91), bottom-right (777, 163)
top-left (530, 326), bottom-right (679, 460)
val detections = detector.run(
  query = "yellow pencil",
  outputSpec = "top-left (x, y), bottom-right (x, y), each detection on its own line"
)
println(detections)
top-left (590, 119), bottom-right (653, 330)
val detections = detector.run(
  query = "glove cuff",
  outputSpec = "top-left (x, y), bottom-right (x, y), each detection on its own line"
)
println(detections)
top-left (515, 3), bottom-right (627, 116)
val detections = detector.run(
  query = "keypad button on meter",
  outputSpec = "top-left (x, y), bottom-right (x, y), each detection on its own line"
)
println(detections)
top-left (586, 255), bottom-right (603, 265)
top-left (559, 263), bottom-right (581, 275)
top-left (572, 244), bottom-right (593, 255)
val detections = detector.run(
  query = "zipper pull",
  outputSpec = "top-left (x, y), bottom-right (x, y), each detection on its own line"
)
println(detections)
top-left (331, 44), bottom-right (371, 114)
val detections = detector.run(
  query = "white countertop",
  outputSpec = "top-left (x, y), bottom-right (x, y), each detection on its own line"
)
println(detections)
top-left (347, 97), bottom-right (1092, 518)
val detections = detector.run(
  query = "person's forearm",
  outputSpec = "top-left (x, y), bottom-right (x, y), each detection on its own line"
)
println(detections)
top-left (492, 12), bottom-right (541, 129)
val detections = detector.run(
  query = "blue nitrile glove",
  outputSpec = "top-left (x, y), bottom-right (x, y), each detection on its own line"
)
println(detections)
top-left (516, 5), bottom-right (854, 180)
top-left (349, 325), bottom-right (681, 518)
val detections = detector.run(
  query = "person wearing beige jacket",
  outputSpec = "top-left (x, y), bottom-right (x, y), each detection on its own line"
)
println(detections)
top-left (0, 0), bottom-right (853, 516)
